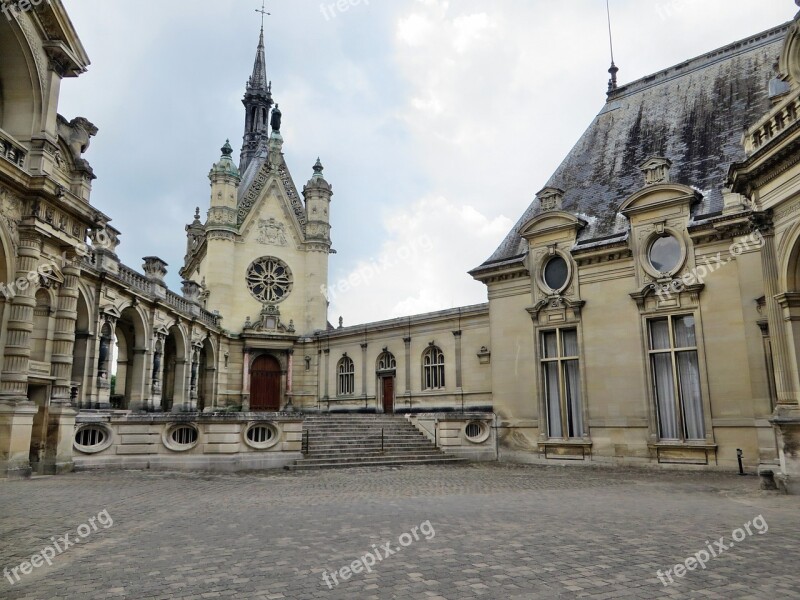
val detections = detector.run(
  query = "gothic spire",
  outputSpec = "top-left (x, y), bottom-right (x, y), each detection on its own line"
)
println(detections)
top-left (240, 22), bottom-right (274, 174)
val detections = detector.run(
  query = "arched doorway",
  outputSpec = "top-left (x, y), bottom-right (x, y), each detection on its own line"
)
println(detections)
top-left (250, 355), bottom-right (281, 411)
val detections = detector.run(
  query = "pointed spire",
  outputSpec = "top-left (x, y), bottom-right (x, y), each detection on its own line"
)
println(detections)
top-left (313, 157), bottom-right (324, 175)
top-left (248, 26), bottom-right (268, 92)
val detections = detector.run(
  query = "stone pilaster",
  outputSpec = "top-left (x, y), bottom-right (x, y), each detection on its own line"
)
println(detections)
top-left (403, 337), bottom-right (412, 397)
top-left (755, 218), bottom-right (796, 405)
top-left (0, 231), bottom-right (42, 403)
top-left (453, 330), bottom-right (463, 390)
top-left (360, 343), bottom-right (368, 398)
top-left (50, 264), bottom-right (80, 405)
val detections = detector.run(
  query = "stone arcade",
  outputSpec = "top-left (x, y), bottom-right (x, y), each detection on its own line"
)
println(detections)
top-left (3, 2), bottom-right (800, 491)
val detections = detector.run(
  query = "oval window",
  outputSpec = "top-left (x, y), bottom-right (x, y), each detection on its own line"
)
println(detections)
top-left (543, 256), bottom-right (569, 291)
top-left (649, 235), bottom-right (681, 273)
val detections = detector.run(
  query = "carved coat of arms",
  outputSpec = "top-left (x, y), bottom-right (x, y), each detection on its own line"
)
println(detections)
top-left (257, 218), bottom-right (288, 246)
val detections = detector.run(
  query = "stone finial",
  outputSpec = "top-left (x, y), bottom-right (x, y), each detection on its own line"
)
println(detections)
top-left (142, 257), bottom-right (168, 282)
top-left (182, 280), bottom-right (202, 303)
top-left (338, 316), bottom-right (344, 329)
top-left (537, 187), bottom-right (565, 212)
top-left (640, 157), bottom-right (672, 186)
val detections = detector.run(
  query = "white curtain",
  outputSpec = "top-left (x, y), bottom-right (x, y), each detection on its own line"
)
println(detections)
top-left (561, 331), bottom-right (583, 438)
top-left (677, 352), bottom-right (705, 440)
top-left (543, 363), bottom-right (562, 438)
top-left (650, 320), bottom-right (678, 439)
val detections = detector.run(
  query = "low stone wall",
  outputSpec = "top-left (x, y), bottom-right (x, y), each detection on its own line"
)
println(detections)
top-left (72, 412), bottom-right (303, 472)
top-left (407, 412), bottom-right (497, 461)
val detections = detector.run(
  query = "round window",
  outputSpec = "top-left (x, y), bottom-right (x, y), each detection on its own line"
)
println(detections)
top-left (74, 424), bottom-right (114, 454)
top-left (245, 257), bottom-right (293, 304)
top-left (543, 256), bottom-right (569, 291)
top-left (648, 235), bottom-right (682, 273)
top-left (464, 421), bottom-right (491, 444)
top-left (242, 422), bottom-right (281, 450)
top-left (163, 424), bottom-right (200, 452)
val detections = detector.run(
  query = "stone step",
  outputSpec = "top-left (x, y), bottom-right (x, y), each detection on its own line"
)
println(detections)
top-left (305, 449), bottom-right (447, 458)
top-left (288, 456), bottom-right (468, 470)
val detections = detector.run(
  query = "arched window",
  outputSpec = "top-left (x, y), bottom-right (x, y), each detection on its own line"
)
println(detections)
top-left (337, 356), bottom-right (355, 396)
top-left (422, 345), bottom-right (445, 390)
top-left (377, 351), bottom-right (396, 372)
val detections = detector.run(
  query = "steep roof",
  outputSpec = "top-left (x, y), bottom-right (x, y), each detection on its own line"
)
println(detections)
top-left (477, 21), bottom-right (791, 271)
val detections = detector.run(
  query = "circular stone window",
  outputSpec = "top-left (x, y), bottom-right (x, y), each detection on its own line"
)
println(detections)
top-left (464, 421), bottom-right (491, 444)
top-left (543, 255), bottom-right (569, 291)
top-left (163, 424), bottom-right (200, 452)
top-left (648, 235), bottom-right (682, 273)
top-left (245, 257), bottom-right (293, 304)
top-left (74, 424), bottom-right (113, 454)
top-left (243, 422), bottom-right (281, 450)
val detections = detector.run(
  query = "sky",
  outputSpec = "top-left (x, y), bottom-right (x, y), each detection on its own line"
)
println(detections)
top-left (58, 0), bottom-right (796, 326)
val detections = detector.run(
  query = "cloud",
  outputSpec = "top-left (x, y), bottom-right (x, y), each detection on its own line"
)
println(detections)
top-left (329, 195), bottom-right (512, 325)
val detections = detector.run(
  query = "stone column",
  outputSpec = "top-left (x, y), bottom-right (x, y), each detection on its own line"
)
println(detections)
top-left (323, 349), bottom-right (330, 400)
top-left (284, 349), bottom-right (294, 411)
top-left (188, 345), bottom-right (200, 412)
top-left (0, 231), bottom-right (41, 403)
top-left (242, 348), bottom-right (250, 410)
top-left (95, 317), bottom-right (115, 409)
top-left (360, 343), bottom-right (368, 398)
top-left (150, 332), bottom-right (167, 412)
top-left (50, 264), bottom-right (80, 405)
top-left (41, 262), bottom-right (80, 474)
top-left (171, 358), bottom-right (189, 413)
top-left (0, 231), bottom-right (41, 478)
top-left (756, 220), bottom-right (796, 405)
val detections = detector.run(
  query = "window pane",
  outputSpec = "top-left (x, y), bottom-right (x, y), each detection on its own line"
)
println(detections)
top-left (543, 362), bottom-right (563, 438)
top-left (564, 360), bottom-right (583, 438)
top-left (542, 331), bottom-right (559, 359)
top-left (673, 315), bottom-right (697, 348)
top-left (544, 256), bottom-right (569, 290)
top-left (562, 330), bottom-right (579, 357)
top-left (649, 319), bottom-right (671, 351)
top-left (649, 235), bottom-right (681, 272)
top-left (652, 353), bottom-right (679, 439)
top-left (677, 351), bottom-right (705, 440)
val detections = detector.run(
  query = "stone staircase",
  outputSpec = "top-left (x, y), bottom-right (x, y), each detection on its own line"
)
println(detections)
top-left (288, 414), bottom-right (468, 470)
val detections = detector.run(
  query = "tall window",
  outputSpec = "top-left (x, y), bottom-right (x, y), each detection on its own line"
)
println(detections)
top-left (422, 346), bottom-right (445, 390)
top-left (648, 315), bottom-right (705, 441)
top-left (337, 356), bottom-right (355, 396)
top-left (541, 329), bottom-right (584, 439)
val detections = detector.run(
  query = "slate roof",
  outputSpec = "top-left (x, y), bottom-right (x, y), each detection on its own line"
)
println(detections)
top-left (477, 21), bottom-right (791, 272)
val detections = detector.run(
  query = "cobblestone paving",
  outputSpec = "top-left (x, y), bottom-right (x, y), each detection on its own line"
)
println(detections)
top-left (0, 463), bottom-right (798, 599)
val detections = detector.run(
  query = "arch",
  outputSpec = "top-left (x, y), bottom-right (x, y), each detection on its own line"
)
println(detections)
top-left (782, 222), bottom-right (800, 292)
top-left (162, 324), bottom-right (189, 412)
top-left (376, 350), bottom-right (397, 373)
top-left (0, 16), bottom-right (44, 140)
top-left (422, 345), bottom-right (446, 390)
top-left (780, 19), bottom-right (800, 89)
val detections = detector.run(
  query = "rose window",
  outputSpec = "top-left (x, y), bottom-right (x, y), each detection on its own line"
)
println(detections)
top-left (246, 257), bottom-right (293, 304)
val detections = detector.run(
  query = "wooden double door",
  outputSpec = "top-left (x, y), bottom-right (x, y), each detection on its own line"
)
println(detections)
top-left (250, 355), bottom-right (282, 411)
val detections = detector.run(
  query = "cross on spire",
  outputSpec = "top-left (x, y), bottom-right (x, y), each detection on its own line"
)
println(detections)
top-left (256, 0), bottom-right (270, 29)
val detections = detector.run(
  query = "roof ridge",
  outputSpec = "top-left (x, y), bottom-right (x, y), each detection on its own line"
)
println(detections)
top-left (607, 20), bottom-right (792, 102)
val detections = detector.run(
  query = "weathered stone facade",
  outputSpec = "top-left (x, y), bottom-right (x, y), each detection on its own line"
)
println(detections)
top-left (3, 3), bottom-right (800, 489)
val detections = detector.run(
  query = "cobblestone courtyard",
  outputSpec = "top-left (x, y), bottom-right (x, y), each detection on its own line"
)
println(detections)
top-left (0, 463), bottom-right (798, 599)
